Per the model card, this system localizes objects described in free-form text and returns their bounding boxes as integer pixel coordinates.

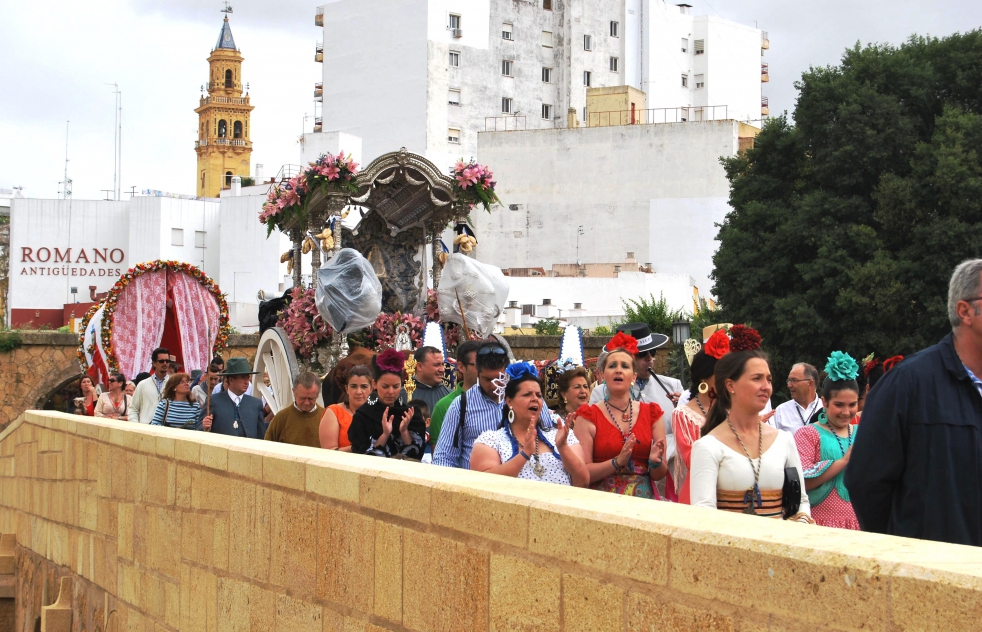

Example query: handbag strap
[161,400,170,426]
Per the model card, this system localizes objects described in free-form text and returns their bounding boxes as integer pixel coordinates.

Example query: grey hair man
[263,371,324,448]
[846,259,982,546]
[772,362,823,433]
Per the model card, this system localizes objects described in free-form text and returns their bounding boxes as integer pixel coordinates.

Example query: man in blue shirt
[433,341,553,469]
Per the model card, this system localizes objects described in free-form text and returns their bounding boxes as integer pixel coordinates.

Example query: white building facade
[314,0,766,171]
[475,119,755,298]
[8,193,283,332]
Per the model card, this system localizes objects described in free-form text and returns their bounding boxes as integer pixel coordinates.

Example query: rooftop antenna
[106,82,121,200]
[58,120,72,199]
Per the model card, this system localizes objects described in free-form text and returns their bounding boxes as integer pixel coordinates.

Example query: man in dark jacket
[197,358,268,439]
[846,259,982,546]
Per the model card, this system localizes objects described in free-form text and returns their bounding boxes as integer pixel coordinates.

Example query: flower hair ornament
[606,331,639,356]
[505,361,539,381]
[728,324,762,352]
[861,353,879,379]
[883,355,904,372]
[554,358,578,374]
[491,373,510,404]
[825,351,860,382]
[704,328,731,360]
[376,348,406,374]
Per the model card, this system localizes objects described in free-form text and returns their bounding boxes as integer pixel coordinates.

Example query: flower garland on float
[259,152,360,236]
[452,159,501,212]
[76,261,232,374]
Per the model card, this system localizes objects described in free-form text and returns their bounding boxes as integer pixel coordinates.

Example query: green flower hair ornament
[825,351,860,382]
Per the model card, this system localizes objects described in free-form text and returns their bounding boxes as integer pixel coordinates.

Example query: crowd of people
[72,259,982,548]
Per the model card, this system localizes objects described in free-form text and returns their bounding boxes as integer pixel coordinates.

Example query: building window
[610,21,619,37]
[542,103,553,120]
[218,119,227,138]
[542,31,553,48]
[583,71,592,87]
[224,69,233,88]
[695,74,705,89]
[543,0,552,9]
[681,74,688,88]
[448,128,461,144]
[448,89,461,105]
[681,38,688,53]
[225,171,233,187]
[609,57,619,72]
[502,97,513,114]
[582,107,587,122]
[233,121,243,138]
[502,59,514,77]
[448,14,460,30]
[449,50,460,66]
[584,34,592,51]
[502,23,513,40]
[195,231,206,248]
[171,229,184,247]
[694,39,705,55]
[542,67,552,83]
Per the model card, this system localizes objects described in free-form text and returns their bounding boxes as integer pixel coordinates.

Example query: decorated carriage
[78,261,231,385]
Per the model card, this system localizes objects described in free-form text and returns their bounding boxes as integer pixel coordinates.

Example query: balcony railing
[587,105,729,127]
[315,6,324,26]
[761,97,769,116]
[200,95,250,106]
[485,116,527,132]
[761,31,770,49]
[314,82,323,100]
[761,63,769,82]
[313,116,323,132]
[315,42,323,63]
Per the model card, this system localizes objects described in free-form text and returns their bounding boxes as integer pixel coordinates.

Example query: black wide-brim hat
[603,322,670,353]
[220,357,259,376]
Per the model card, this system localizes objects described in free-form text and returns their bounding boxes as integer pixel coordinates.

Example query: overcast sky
[1,0,978,200]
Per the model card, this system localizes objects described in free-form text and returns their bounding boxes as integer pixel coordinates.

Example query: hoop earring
[603,384,610,402]
[818,411,827,425]
[508,408,515,423]
[698,381,709,394]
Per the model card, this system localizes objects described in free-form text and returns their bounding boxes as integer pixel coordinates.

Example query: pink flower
[324,165,341,181]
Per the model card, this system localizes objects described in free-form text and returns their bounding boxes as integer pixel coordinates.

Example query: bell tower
[194,5,254,197]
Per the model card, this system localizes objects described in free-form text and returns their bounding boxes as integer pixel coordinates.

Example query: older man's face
[293,383,321,412]
[787,365,814,400]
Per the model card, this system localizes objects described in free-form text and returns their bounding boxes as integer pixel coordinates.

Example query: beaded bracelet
[518,450,531,461]
[648,460,663,470]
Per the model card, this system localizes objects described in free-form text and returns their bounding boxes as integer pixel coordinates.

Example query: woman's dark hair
[702,350,769,437]
[688,351,718,399]
[161,373,192,402]
[822,377,860,401]
[132,372,151,386]
[339,365,373,405]
[110,373,127,386]
[500,373,542,427]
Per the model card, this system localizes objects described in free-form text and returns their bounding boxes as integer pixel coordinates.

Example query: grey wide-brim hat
[219,357,259,376]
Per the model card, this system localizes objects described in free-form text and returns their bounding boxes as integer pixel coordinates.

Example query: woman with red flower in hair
[672,328,730,504]
[572,332,669,498]
[347,349,427,459]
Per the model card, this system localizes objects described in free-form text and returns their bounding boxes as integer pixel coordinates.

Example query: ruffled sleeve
[574,403,603,424]
[794,425,833,479]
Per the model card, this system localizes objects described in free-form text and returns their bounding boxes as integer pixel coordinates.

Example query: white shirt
[213,382,254,396]
[128,373,169,424]
[689,431,810,515]
[227,391,244,406]
[772,396,823,433]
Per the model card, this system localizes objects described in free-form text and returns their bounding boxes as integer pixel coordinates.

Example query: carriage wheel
[252,327,325,414]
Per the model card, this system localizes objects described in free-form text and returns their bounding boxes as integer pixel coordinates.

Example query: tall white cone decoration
[558,325,585,366]
[422,321,448,360]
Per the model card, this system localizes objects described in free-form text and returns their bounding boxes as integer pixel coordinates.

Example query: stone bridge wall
[1,410,981,631]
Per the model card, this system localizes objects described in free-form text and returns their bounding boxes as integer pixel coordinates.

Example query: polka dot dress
[474,427,578,486]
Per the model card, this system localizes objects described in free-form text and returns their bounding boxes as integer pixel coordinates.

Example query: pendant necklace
[727,418,763,515]
[532,432,545,478]
[603,400,634,437]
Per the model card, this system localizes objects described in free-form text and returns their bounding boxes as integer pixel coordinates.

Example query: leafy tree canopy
[714,31,982,384]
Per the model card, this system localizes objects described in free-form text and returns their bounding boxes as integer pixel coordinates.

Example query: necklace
[726,417,763,515]
[694,396,708,416]
[603,400,634,436]
[832,422,853,456]
[605,398,629,414]
[532,432,545,478]
[110,394,126,414]
[795,399,818,425]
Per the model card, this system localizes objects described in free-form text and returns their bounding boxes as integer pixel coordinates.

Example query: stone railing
[2,410,981,631]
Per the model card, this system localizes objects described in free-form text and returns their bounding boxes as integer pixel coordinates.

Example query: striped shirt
[965,364,982,398]
[433,383,554,469]
[150,399,201,430]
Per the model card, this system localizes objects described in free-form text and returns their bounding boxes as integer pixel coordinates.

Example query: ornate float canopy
[307,148,465,234]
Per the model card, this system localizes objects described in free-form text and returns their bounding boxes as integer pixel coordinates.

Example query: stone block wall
[3,410,982,631]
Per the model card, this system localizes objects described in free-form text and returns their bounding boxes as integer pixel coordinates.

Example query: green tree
[621,293,685,337]
[534,318,562,336]
[714,31,982,385]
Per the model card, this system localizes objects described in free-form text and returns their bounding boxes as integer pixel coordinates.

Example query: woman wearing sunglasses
[94,373,132,420]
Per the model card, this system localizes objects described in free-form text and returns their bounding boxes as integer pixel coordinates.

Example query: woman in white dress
[690,350,812,522]
[470,363,590,487]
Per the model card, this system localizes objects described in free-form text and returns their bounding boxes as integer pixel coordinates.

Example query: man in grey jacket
[197,357,267,439]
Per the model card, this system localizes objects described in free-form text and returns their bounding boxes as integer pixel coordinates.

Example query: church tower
[194,10,254,197]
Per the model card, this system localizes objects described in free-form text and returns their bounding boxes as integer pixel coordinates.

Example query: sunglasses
[477,347,507,357]
[635,351,653,359]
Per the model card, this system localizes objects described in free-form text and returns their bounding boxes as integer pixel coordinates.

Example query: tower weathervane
[221,1,233,15]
